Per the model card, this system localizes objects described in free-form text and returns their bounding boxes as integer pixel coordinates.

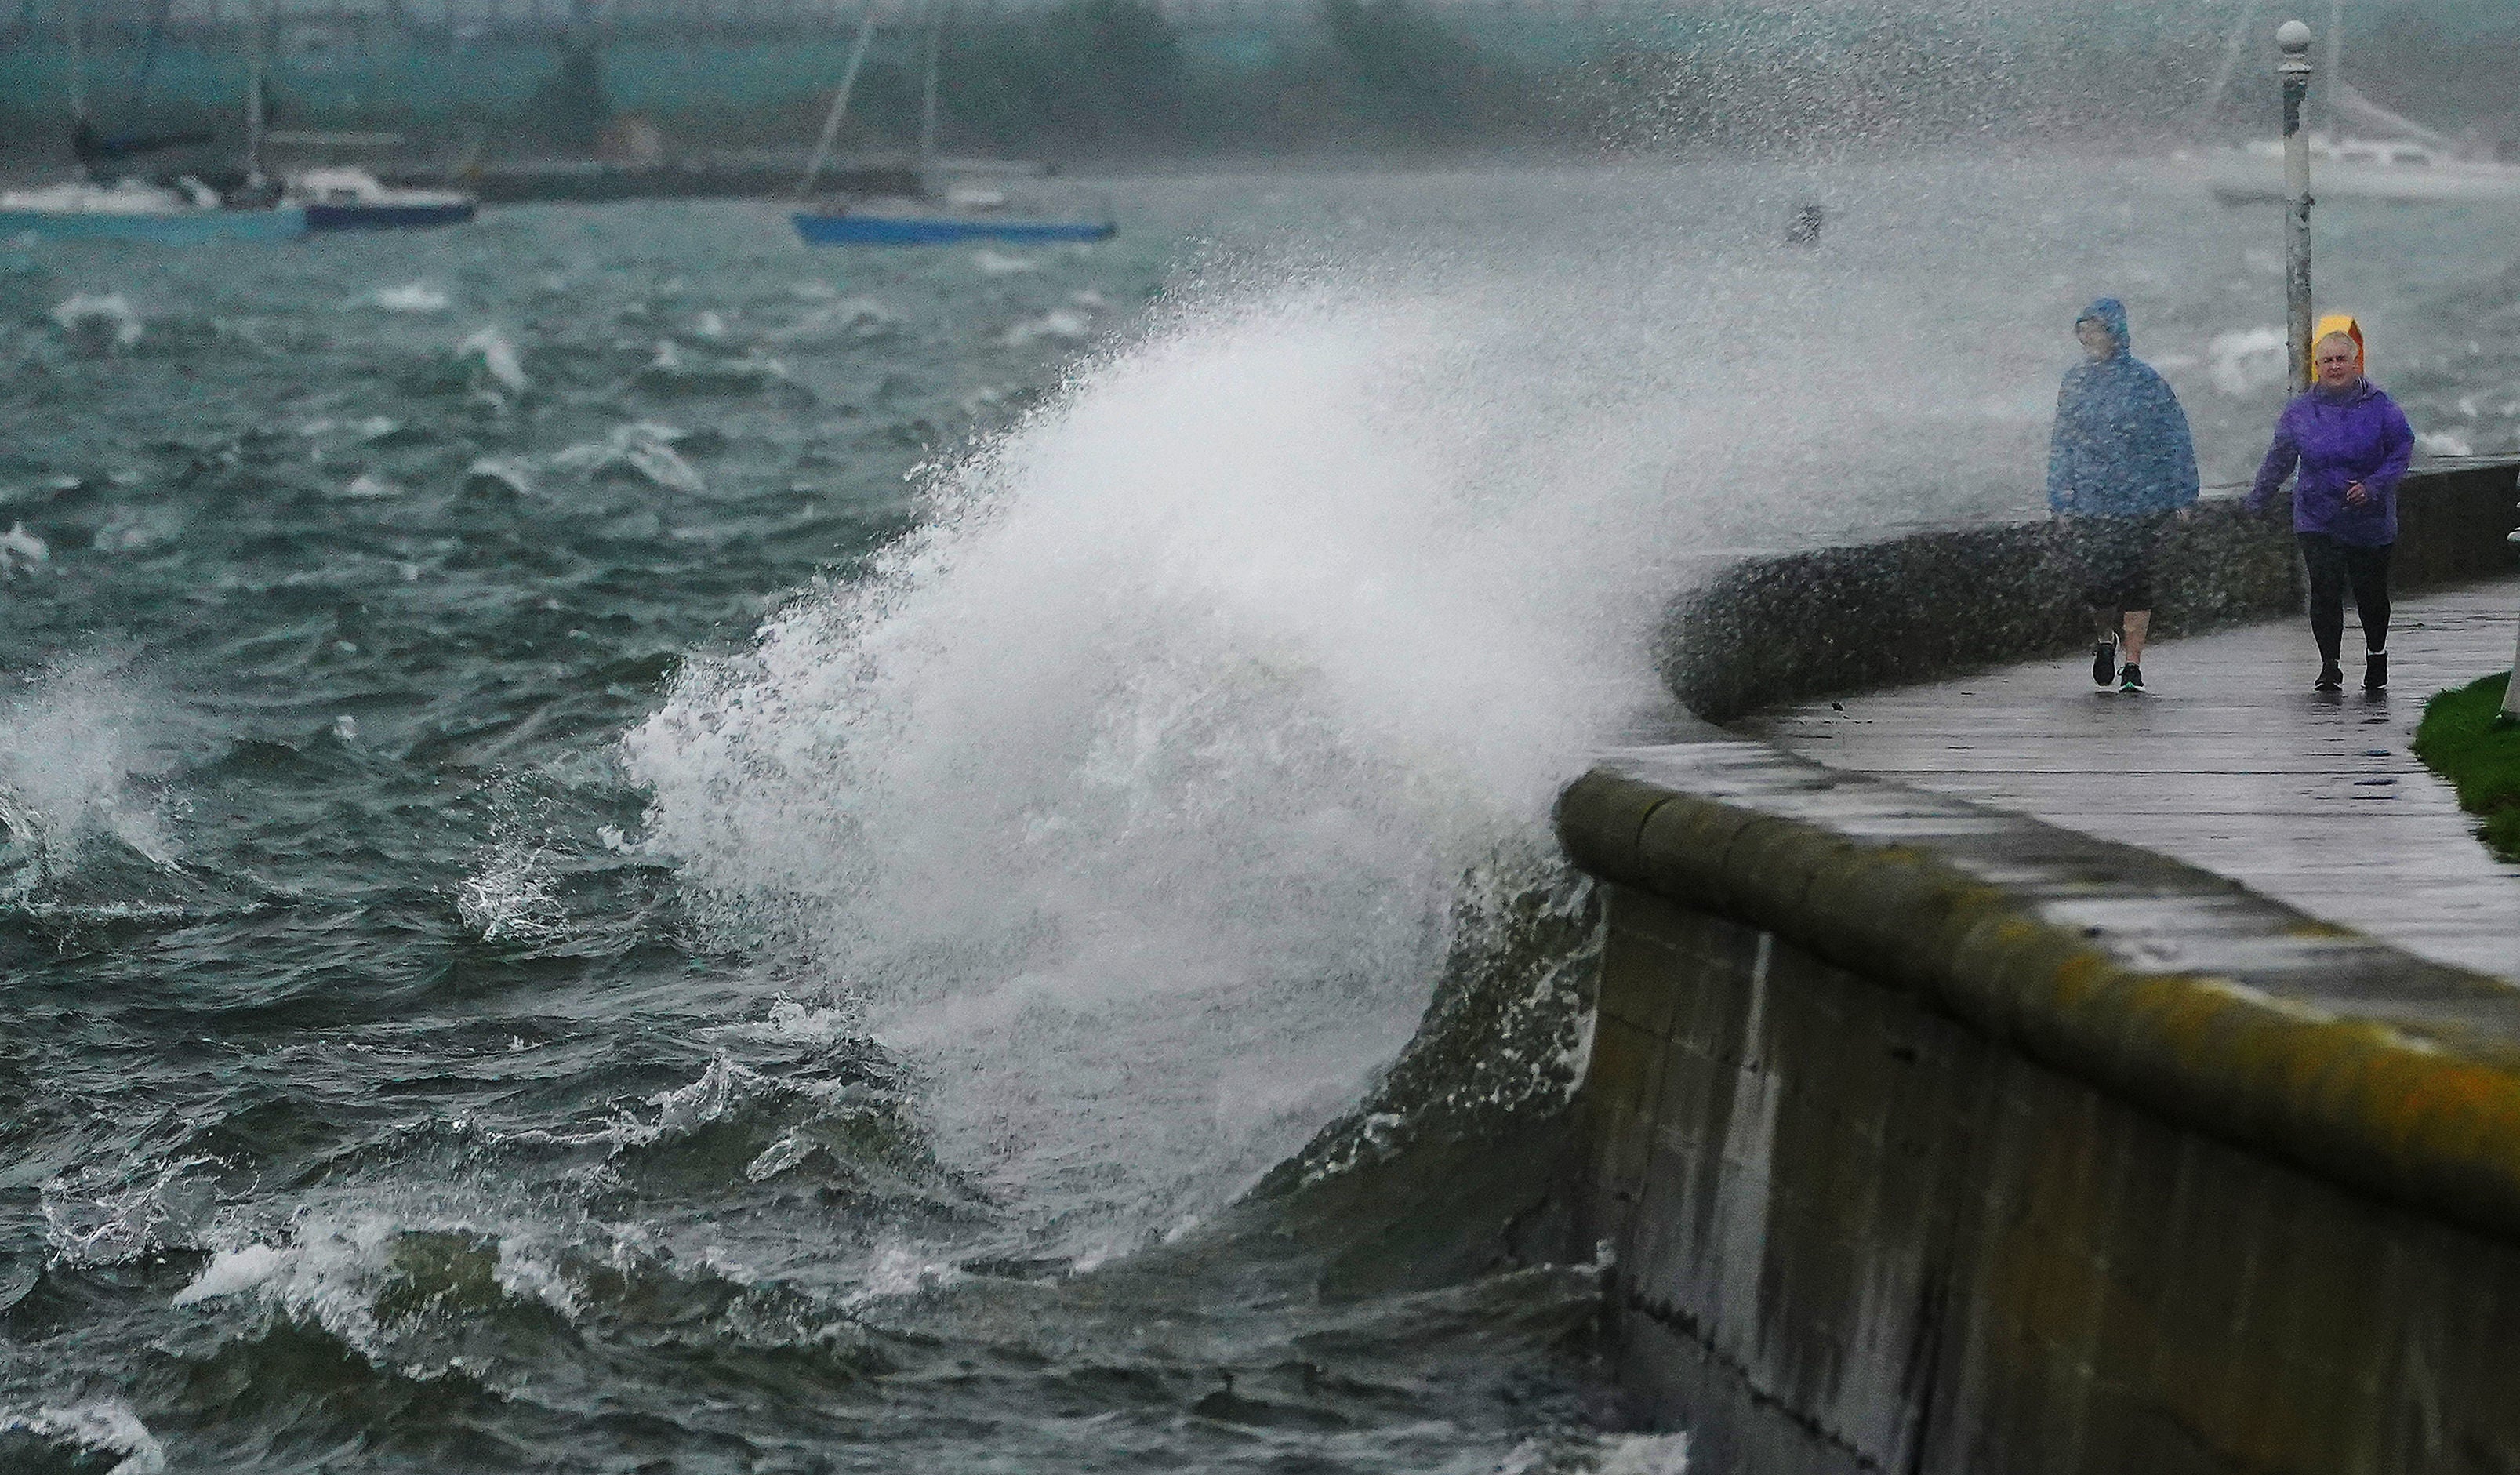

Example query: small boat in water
[4,0,305,243]
[286,165,477,231]
[0,178,307,244]
[786,2,1114,248]
[794,188,1114,246]
[2201,134,2520,206]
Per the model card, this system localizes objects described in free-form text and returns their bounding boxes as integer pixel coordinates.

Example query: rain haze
[2,0,2518,1470]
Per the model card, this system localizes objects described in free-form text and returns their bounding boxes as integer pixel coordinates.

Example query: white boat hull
[2199,147,2520,205]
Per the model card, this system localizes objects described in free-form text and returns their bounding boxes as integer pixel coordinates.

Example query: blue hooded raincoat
[2046,299,2201,519]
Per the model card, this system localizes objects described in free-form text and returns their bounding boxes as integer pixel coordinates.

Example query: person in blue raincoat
[2047,297,2200,693]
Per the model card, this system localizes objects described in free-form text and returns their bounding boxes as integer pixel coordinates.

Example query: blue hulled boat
[793,209,1113,246]
[289,167,477,232]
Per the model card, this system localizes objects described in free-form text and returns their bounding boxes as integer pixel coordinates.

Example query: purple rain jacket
[2245,380,2416,547]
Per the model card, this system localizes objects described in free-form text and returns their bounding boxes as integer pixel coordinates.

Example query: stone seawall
[1662,460,2520,721]
[1555,747,2520,1474]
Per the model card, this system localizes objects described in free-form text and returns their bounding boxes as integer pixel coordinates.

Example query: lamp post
[2279,20,2315,394]
[2502,527,2520,728]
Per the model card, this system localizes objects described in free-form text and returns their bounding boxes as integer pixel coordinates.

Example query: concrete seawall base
[1586,886,2520,1474]
[1560,739,2520,1474]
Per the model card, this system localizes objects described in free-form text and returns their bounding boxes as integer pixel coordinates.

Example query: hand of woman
[2344,480,2371,507]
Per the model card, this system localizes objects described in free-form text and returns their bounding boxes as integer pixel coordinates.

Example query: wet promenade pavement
[1741,576,2520,985]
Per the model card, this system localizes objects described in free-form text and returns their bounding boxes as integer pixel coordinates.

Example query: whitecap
[51,292,142,349]
[0,521,49,579]
[2418,430,2474,457]
[784,295,902,343]
[464,456,538,497]
[551,425,706,496]
[172,1241,292,1305]
[339,472,395,500]
[971,249,1038,277]
[0,1401,167,1475]
[999,308,1094,348]
[456,326,528,392]
[370,282,451,314]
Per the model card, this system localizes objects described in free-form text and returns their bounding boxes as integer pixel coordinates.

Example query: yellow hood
[2309,313,2365,380]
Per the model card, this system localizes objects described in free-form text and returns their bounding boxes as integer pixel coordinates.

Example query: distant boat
[2,0,304,244]
[0,179,306,243]
[786,2,1114,248]
[2191,2,2520,206]
[2200,132,2520,207]
[795,190,1114,245]
[285,165,477,231]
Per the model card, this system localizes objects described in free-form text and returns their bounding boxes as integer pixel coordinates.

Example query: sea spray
[0,662,180,889]
[626,283,1683,1255]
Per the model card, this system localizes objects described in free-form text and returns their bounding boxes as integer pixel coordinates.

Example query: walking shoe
[2092,641,2117,688]
[2119,663,2144,693]
[2315,662,2344,692]
[2365,651,2387,692]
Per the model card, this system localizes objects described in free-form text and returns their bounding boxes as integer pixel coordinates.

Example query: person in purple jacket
[2246,317,2416,692]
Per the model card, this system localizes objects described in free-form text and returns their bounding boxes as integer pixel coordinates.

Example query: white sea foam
[972,249,1039,277]
[0,1401,167,1475]
[52,292,143,350]
[457,326,528,392]
[371,282,452,314]
[782,295,902,343]
[2209,325,2289,396]
[456,841,567,943]
[173,1241,291,1304]
[0,521,48,579]
[1000,308,1095,347]
[552,424,707,496]
[464,456,538,497]
[40,1156,213,1265]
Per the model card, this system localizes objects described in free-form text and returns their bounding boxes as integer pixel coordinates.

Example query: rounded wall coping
[1558,762,2520,1244]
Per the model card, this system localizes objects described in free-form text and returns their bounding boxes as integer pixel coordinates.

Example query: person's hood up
[2308,312,2366,380]
[2076,297,2131,358]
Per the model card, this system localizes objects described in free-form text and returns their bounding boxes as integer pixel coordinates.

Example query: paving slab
[1740,576,2520,983]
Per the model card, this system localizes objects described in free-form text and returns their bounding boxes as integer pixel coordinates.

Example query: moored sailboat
[788,2,1115,248]
[0,0,306,244]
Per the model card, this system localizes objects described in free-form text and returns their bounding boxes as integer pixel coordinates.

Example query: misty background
[3,0,2517,169]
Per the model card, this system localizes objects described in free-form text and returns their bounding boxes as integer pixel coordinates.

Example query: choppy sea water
[2,155,2517,1474]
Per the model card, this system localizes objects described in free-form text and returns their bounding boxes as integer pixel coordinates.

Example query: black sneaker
[2119,663,2144,692]
[2315,662,2344,692]
[2364,652,2387,692]
[2093,641,2117,688]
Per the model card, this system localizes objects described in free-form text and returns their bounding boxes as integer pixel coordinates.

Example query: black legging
[2297,533,2392,664]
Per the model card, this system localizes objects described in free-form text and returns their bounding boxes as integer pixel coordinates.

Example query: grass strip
[2413,671,2520,863]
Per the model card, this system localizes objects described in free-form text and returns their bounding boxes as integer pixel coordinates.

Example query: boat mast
[2320,0,2343,138]
[794,0,881,201]
[2197,0,2260,129]
[245,0,268,186]
[917,0,941,180]
[62,0,87,123]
